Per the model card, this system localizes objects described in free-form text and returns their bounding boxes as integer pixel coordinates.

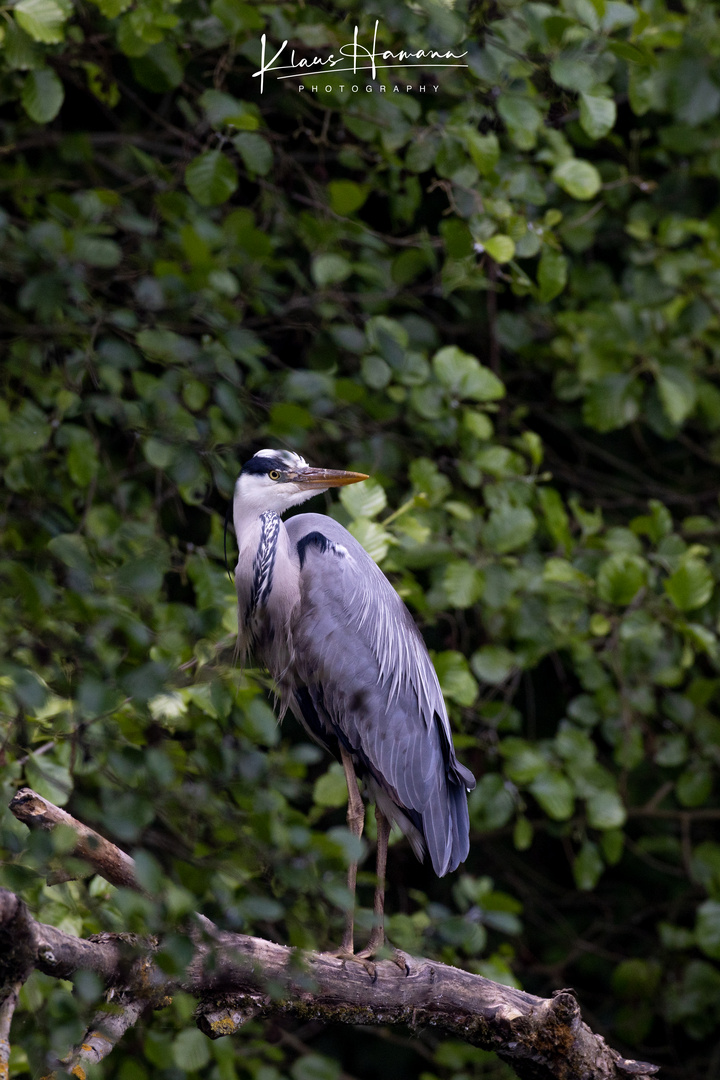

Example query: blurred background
[2,0,720,1076]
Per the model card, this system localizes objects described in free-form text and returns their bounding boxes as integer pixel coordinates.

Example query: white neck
[232,475,326,542]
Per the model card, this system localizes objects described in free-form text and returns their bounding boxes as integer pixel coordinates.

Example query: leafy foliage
[2,0,720,1077]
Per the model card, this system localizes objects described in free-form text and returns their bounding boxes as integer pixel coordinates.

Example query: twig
[45,996,154,1080]
[9,788,140,891]
[0,988,17,1080]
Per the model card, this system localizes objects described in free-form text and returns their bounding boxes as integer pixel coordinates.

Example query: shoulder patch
[297,530,349,569]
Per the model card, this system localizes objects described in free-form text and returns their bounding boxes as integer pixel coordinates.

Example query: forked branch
[2,789,659,1080]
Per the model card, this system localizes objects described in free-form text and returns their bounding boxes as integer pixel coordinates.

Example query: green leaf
[210,0,263,34]
[612,958,662,999]
[311,254,352,287]
[348,519,391,562]
[434,651,478,707]
[4,19,43,69]
[665,558,713,612]
[537,248,568,302]
[67,437,99,488]
[471,645,516,684]
[601,829,624,865]
[676,764,712,808]
[470,774,515,830]
[552,158,602,200]
[14,0,66,43]
[405,132,440,172]
[465,130,499,175]
[201,89,258,128]
[116,557,164,597]
[233,132,272,176]
[601,1,638,31]
[586,790,626,830]
[530,771,575,820]
[136,329,198,364]
[484,505,536,554]
[82,62,120,107]
[484,234,515,264]
[88,0,132,16]
[609,39,655,65]
[391,249,429,286]
[328,180,368,215]
[433,346,505,401]
[361,355,391,389]
[657,366,697,425]
[538,487,572,553]
[551,57,597,92]
[573,839,603,890]
[696,901,720,961]
[130,43,184,92]
[313,762,349,808]
[596,553,648,605]
[291,1053,341,1080]
[25,755,72,806]
[655,734,688,767]
[47,533,91,572]
[503,742,547,784]
[497,95,543,149]
[691,842,720,893]
[514,816,533,850]
[339,478,387,520]
[444,561,484,609]
[185,150,238,207]
[579,92,617,139]
[583,374,640,432]
[72,236,122,267]
[21,67,64,123]
[171,1029,211,1072]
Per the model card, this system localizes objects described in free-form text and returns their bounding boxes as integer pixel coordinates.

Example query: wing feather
[285,513,475,876]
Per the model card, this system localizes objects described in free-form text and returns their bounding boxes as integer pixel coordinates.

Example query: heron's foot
[328,948,377,978]
[355,941,409,974]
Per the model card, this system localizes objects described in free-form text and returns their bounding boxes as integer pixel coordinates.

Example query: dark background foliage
[2,0,720,1076]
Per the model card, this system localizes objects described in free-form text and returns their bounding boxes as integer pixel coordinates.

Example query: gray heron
[231,448,475,956]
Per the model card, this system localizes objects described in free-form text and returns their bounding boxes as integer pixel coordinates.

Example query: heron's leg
[361,805,390,955]
[339,745,364,955]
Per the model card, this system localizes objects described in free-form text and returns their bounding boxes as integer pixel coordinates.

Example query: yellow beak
[287,467,369,488]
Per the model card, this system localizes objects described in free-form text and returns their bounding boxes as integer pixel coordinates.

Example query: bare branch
[0,885,658,1080]
[9,788,140,891]
[0,988,20,1080]
[6,792,660,1080]
[45,996,153,1080]
[0,892,38,1080]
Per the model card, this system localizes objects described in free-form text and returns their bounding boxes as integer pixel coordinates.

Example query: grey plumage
[284,513,474,875]
[232,448,475,951]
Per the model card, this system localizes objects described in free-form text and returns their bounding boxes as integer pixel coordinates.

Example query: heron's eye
[269,470,281,480]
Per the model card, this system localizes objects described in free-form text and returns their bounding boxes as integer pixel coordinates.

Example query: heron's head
[234,449,368,518]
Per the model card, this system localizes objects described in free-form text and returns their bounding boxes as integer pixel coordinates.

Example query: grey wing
[285,513,475,876]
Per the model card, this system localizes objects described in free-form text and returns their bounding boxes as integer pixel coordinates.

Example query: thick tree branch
[0,889,37,1080]
[5,791,660,1080]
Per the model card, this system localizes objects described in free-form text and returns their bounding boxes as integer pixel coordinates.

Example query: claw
[354,944,407,976]
[326,949,376,979]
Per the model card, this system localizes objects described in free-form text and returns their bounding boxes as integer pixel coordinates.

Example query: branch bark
[9,788,140,890]
[4,790,660,1080]
[0,890,37,1080]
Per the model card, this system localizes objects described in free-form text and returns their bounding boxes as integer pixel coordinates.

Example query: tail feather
[422,772,472,877]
